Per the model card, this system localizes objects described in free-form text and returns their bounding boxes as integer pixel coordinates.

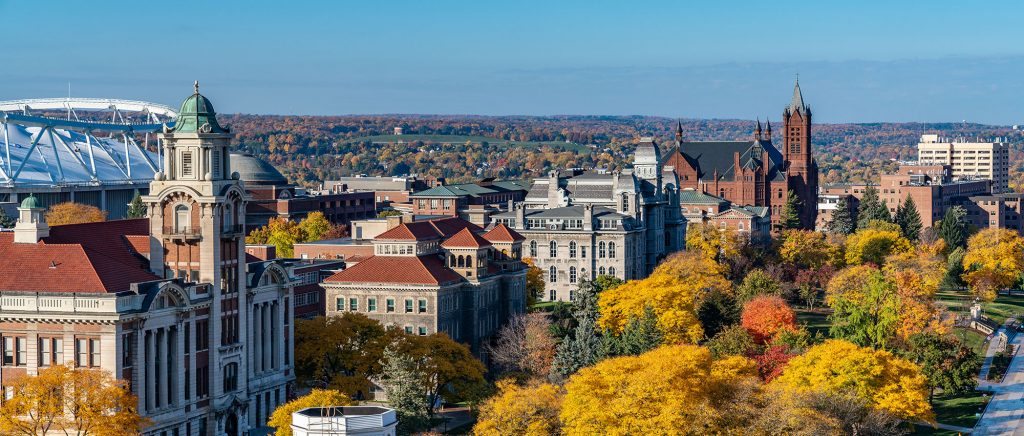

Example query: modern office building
[917,134,1010,193]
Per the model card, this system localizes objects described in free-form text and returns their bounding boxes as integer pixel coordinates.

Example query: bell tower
[781,78,818,229]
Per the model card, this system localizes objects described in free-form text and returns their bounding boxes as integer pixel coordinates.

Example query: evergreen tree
[780,190,803,229]
[826,196,856,235]
[894,194,923,241]
[551,279,605,380]
[939,206,968,250]
[856,186,890,229]
[126,191,147,219]
[0,207,14,229]
[603,306,662,357]
[380,346,430,435]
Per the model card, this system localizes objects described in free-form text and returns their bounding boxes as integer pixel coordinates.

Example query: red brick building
[662,81,818,230]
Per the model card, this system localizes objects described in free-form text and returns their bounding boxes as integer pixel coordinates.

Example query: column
[166,326,176,407]
[263,303,271,371]
[155,328,164,409]
[135,328,146,413]
[145,330,155,412]
[253,304,262,374]
[271,301,278,370]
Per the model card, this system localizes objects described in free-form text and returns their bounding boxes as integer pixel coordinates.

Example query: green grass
[346,134,589,152]
[953,328,989,358]
[935,289,1024,325]
[930,390,990,429]
[794,307,832,337]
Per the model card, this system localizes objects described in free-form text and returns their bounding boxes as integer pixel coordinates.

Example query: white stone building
[917,134,1011,193]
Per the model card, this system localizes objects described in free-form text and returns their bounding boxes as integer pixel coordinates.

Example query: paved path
[981,328,1012,381]
[432,406,474,434]
[974,326,1024,435]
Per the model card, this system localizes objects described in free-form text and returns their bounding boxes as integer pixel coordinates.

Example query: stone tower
[781,79,818,228]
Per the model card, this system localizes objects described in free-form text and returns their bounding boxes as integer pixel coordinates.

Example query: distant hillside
[218,114,1024,190]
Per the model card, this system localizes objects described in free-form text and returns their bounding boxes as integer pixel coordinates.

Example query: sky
[2,0,1024,124]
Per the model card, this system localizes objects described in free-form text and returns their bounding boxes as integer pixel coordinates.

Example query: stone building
[490,137,685,301]
[0,86,294,436]
[678,189,771,243]
[663,80,819,230]
[321,217,526,360]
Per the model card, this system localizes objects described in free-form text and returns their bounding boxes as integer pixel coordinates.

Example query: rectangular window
[182,151,194,177]
[418,299,427,313]
[195,319,209,351]
[418,327,427,336]
[349,297,358,311]
[386,299,395,313]
[405,299,414,313]
[89,339,100,367]
[404,326,413,334]
[75,338,89,367]
[38,337,52,367]
[336,297,345,311]
[368,298,377,312]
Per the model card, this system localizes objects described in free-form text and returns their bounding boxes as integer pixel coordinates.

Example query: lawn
[935,289,1024,325]
[930,390,990,429]
[793,307,832,337]
[346,134,589,152]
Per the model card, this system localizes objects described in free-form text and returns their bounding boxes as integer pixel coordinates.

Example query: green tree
[827,269,899,349]
[389,333,487,420]
[706,324,757,358]
[377,210,404,218]
[0,207,14,229]
[380,346,430,435]
[735,269,783,303]
[894,194,923,242]
[551,279,605,379]
[780,190,803,229]
[697,287,740,339]
[856,186,891,229]
[299,211,333,242]
[942,246,967,289]
[939,206,968,250]
[907,333,981,403]
[826,196,856,235]
[603,306,662,357]
[294,314,394,398]
[126,191,147,219]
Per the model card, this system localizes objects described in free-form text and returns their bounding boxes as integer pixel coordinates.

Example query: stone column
[271,301,279,370]
[145,330,155,412]
[254,304,262,374]
[263,303,272,371]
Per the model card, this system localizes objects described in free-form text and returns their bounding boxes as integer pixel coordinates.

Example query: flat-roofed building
[917,134,1010,193]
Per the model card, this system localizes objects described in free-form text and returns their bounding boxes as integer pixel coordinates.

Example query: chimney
[547,171,560,208]
[515,204,526,229]
[584,203,594,231]
[13,196,48,244]
[245,244,277,261]
[385,214,403,229]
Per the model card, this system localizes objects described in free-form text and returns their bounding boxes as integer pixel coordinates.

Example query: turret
[754,119,763,141]
[13,195,48,244]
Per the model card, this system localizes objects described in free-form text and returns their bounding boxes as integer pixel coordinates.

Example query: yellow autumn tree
[962,228,1024,301]
[560,344,758,435]
[844,222,912,265]
[685,221,742,267]
[45,202,107,226]
[298,211,333,242]
[883,247,951,339]
[0,365,148,436]
[772,340,934,422]
[246,217,304,258]
[778,229,842,269]
[598,252,730,343]
[473,380,563,436]
[268,389,352,436]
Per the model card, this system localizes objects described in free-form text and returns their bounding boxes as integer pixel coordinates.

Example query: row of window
[2,336,100,368]
[548,266,616,284]
[528,240,617,258]
[336,296,429,313]
[403,326,430,336]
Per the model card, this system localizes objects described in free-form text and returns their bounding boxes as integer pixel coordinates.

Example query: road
[975,326,1024,435]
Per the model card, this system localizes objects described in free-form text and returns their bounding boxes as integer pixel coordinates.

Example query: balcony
[162,226,202,241]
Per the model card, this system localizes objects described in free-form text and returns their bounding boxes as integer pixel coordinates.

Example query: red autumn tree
[740,295,797,344]
[754,345,797,382]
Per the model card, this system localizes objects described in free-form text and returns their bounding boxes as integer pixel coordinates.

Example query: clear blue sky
[2,0,1023,123]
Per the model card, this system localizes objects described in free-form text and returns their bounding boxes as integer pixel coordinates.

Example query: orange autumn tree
[45,202,107,226]
[741,296,797,344]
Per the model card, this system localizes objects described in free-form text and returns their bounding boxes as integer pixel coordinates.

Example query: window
[404,326,414,334]
[75,338,99,368]
[581,244,586,258]
[368,298,377,312]
[174,204,190,233]
[569,266,577,283]
[195,319,210,351]
[419,299,428,313]
[336,297,345,311]
[549,241,557,258]
[622,194,629,212]
[549,266,557,283]
[549,290,556,301]
[599,266,606,275]
[418,327,427,336]
[38,337,63,367]
[599,241,606,258]
[212,150,222,179]
[387,299,395,313]
[2,336,26,366]
[608,242,616,259]
[223,363,238,392]
[349,297,358,311]
[569,241,577,258]
[529,240,537,257]
[405,299,414,313]
[181,151,194,177]
[608,267,616,277]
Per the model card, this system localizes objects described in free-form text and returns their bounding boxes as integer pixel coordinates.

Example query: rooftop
[324,255,463,285]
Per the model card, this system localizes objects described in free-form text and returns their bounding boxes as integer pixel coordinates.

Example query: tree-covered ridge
[217,114,1024,189]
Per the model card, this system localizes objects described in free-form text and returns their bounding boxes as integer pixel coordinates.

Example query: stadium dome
[229,152,288,186]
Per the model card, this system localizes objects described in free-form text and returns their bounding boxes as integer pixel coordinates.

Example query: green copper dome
[172,81,229,134]
[20,195,40,209]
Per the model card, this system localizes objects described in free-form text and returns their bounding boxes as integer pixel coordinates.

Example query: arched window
[608,242,616,259]
[529,240,537,257]
[581,268,587,280]
[738,222,745,231]
[608,267,616,277]
[599,266,606,275]
[549,266,557,283]
[466,256,472,268]
[174,204,189,232]
[569,266,577,283]
[621,194,629,212]
[223,203,233,230]
[549,241,557,258]
[569,241,577,258]
[549,289,556,301]
[457,256,465,267]
[449,254,456,266]
[598,241,606,258]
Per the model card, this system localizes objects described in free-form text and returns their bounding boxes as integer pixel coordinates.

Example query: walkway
[974,324,1024,435]
[432,406,474,434]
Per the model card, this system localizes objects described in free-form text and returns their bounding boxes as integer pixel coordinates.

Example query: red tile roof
[483,224,526,242]
[441,228,492,248]
[0,219,158,294]
[375,217,483,242]
[324,255,463,285]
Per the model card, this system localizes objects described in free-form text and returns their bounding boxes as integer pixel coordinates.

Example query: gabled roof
[374,217,483,242]
[483,224,525,243]
[678,189,729,205]
[0,219,158,294]
[324,255,463,285]
[663,139,786,183]
[441,228,492,248]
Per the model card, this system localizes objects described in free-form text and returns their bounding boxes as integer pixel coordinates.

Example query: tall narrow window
[174,204,189,233]
[181,151,194,177]
[212,150,222,179]
[609,267,616,277]
[569,266,577,283]
[549,241,557,258]
[529,241,537,257]
[621,194,629,212]
[549,266,557,283]
[599,241,606,258]
[608,242,616,259]
[569,241,577,258]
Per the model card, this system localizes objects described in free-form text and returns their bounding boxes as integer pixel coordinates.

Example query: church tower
[142,82,250,401]
[781,79,818,228]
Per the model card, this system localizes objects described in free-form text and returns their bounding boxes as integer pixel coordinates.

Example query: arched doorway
[225,413,238,436]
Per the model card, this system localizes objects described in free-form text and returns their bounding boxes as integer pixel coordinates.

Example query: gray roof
[327,177,413,192]
[663,139,786,183]
[678,189,728,205]
[494,205,626,220]
[633,138,661,165]
[524,171,641,203]
[230,153,288,185]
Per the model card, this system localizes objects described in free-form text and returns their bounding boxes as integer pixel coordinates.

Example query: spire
[675,120,683,141]
[194,80,200,94]
[788,77,807,114]
[754,118,762,140]
[765,120,772,140]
